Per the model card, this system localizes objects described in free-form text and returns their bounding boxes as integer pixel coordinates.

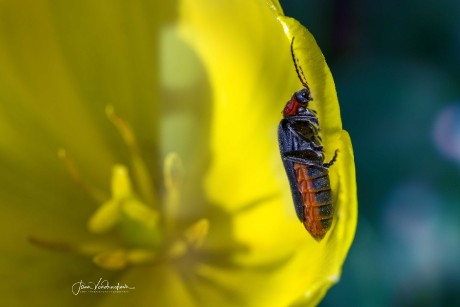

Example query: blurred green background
[281,0,460,306]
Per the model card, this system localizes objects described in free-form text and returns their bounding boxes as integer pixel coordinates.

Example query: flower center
[29,106,209,271]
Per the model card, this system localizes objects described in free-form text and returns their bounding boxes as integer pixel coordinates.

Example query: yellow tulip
[0,0,356,306]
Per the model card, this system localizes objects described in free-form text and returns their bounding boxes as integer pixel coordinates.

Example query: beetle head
[283,88,313,117]
[295,88,313,105]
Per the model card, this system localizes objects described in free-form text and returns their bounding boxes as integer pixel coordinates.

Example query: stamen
[49,108,211,271]
[28,236,115,256]
[29,234,155,271]
[163,153,184,230]
[121,199,159,229]
[28,236,74,252]
[87,200,120,234]
[168,241,187,258]
[92,248,156,270]
[164,152,184,191]
[58,149,106,203]
[167,219,209,259]
[184,218,209,249]
[88,165,160,238]
[106,105,156,207]
[126,249,156,265]
[112,164,132,200]
[93,249,128,271]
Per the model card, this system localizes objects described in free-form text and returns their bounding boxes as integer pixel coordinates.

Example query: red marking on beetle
[293,162,332,241]
[282,96,301,116]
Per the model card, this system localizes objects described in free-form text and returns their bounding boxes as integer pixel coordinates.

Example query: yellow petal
[0,1,170,305]
[179,0,357,305]
[98,266,196,307]
[179,0,293,211]
[0,0,357,306]
[0,0,167,240]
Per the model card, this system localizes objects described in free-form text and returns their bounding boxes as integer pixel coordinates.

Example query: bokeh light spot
[433,103,460,164]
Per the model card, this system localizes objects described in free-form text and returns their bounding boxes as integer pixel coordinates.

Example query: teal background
[281,1,460,306]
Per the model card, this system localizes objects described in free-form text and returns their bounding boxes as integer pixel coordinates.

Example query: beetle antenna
[290,37,309,89]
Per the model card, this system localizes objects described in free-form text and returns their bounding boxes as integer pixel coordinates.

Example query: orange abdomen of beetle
[293,163,334,241]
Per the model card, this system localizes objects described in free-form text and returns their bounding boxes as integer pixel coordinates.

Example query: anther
[184,218,209,249]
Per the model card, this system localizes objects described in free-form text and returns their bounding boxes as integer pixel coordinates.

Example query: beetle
[278,37,338,241]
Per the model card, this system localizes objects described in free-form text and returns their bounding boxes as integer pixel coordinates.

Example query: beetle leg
[323,149,339,168]
[311,144,323,151]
